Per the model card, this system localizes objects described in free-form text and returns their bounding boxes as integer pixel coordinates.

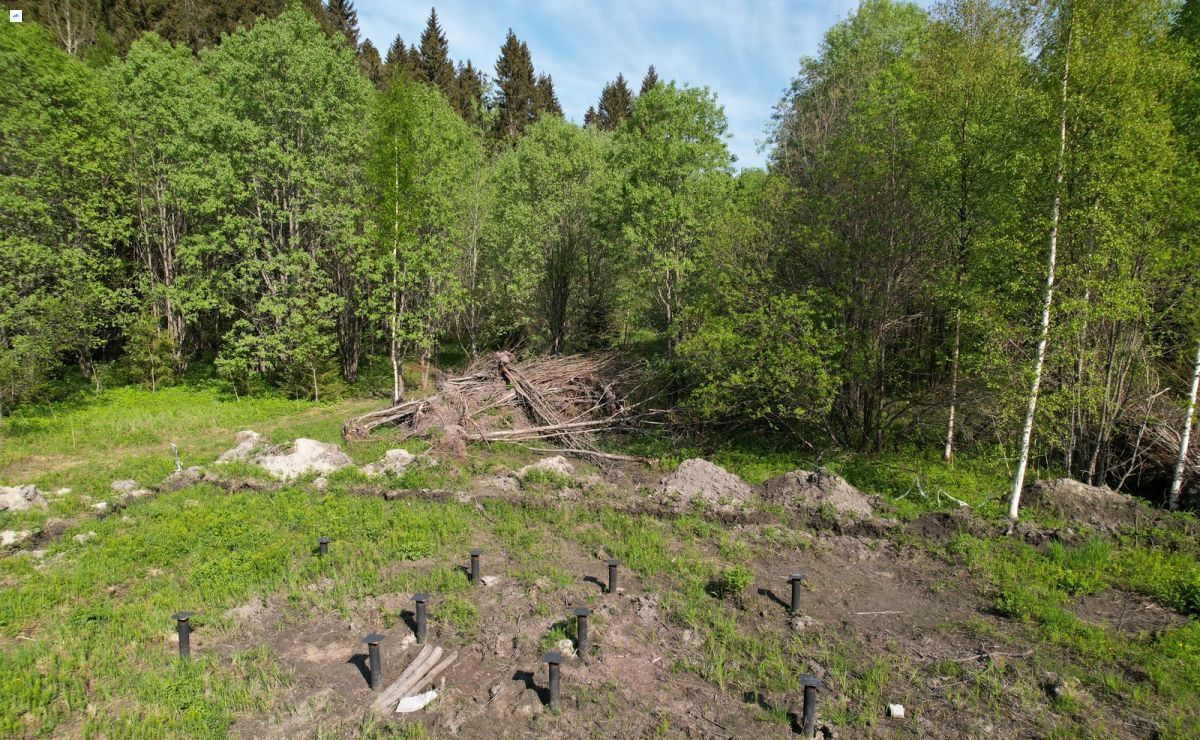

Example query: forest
[3,0,1200,516]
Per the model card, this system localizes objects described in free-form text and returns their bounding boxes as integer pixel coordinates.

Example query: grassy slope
[0,385,1197,737]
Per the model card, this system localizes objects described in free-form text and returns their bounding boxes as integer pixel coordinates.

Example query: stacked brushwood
[343,352,651,461]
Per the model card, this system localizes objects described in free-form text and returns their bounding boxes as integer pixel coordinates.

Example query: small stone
[158,467,203,493]
[73,531,97,544]
[887,703,905,719]
[682,629,698,645]
[480,575,500,587]
[53,488,71,496]
[92,501,109,512]
[312,476,328,491]
[111,480,139,493]
[489,683,503,700]
[554,638,576,657]
[791,615,817,631]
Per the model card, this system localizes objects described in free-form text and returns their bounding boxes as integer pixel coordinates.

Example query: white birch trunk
[1168,338,1200,510]
[1008,22,1071,521]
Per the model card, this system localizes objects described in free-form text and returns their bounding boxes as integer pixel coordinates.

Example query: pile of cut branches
[343,352,652,461]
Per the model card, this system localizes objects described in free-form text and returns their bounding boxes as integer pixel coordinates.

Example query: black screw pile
[470,548,482,586]
[318,537,330,557]
[607,559,619,594]
[413,593,429,644]
[542,651,563,711]
[800,673,821,738]
[363,633,385,690]
[788,573,806,615]
[574,607,590,657]
[172,611,194,660]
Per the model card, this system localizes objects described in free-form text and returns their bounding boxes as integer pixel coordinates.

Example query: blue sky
[356,1,928,169]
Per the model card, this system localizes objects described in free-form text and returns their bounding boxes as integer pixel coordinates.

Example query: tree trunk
[1169,338,1200,510]
[944,308,961,463]
[1009,20,1071,522]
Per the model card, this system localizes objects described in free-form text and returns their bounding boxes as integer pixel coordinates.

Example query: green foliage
[677,293,837,432]
[201,8,372,400]
[709,565,753,601]
[0,21,127,411]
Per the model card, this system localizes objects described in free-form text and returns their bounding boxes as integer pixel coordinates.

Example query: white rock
[254,439,352,480]
[1,530,31,547]
[312,476,328,491]
[887,703,905,719]
[216,431,266,463]
[92,501,109,512]
[0,485,47,512]
[517,456,574,478]
[396,689,437,713]
[73,531,97,544]
[362,448,416,478]
[111,480,139,493]
[481,575,500,587]
[554,637,576,657]
[53,488,71,496]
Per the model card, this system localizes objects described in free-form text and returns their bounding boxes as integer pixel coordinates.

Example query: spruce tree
[583,106,598,127]
[452,61,487,127]
[493,30,537,144]
[595,73,633,130]
[535,74,562,116]
[359,39,384,88]
[418,8,455,94]
[325,0,359,47]
[639,64,659,94]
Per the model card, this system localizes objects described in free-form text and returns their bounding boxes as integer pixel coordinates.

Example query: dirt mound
[216,431,267,463]
[761,469,874,519]
[906,510,988,542]
[659,459,752,512]
[1025,478,1152,533]
[0,485,47,512]
[361,449,416,478]
[255,439,353,481]
[517,456,575,478]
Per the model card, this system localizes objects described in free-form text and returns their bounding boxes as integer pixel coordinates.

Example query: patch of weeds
[540,619,576,653]
[518,467,573,490]
[432,595,479,640]
[717,535,751,562]
[707,565,753,601]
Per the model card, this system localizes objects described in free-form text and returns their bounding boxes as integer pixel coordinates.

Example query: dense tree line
[2,0,1199,510]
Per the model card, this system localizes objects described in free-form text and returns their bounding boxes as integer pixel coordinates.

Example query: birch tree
[368,80,477,403]
[1008,6,1072,521]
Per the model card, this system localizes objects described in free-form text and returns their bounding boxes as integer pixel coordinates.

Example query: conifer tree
[595,73,633,130]
[639,64,659,94]
[452,61,487,127]
[418,8,455,94]
[325,0,359,47]
[359,39,384,88]
[493,30,537,144]
[535,74,562,116]
[583,105,598,127]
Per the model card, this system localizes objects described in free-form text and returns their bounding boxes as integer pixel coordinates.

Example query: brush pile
[343,352,650,460]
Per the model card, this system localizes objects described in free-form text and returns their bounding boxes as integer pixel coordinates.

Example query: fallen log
[371,644,441,713]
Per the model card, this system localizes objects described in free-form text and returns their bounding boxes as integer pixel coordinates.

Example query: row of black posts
[170,540,823,735]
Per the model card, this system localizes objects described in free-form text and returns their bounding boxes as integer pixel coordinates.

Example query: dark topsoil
[201,462,1188,739]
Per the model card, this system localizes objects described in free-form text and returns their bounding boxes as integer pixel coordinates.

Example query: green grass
[3,385,1198,737]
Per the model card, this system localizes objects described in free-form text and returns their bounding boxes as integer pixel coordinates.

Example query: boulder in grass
[254,439,353,481]
[0,485,47,512]
[1,530,31,547]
